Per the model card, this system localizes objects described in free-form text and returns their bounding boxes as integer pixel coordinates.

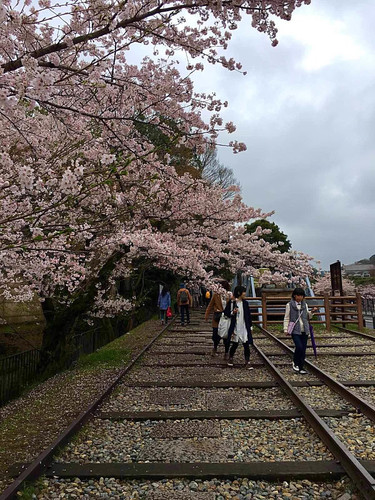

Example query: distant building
[343,263,375,278]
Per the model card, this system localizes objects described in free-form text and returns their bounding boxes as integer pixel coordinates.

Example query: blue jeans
[160,309,168,323]
[292,333,308,369]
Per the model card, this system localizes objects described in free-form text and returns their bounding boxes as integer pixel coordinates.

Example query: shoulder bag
[218,301,234,339]
[287,308,303,335]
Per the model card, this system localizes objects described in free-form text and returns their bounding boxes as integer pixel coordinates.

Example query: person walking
[224,285,254,368]
[205,280,231,358]
[157,286,171,325]
[177,283,192,326]
[283,287,318,374]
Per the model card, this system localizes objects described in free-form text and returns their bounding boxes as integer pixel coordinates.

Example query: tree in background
[197,146,240,199]
[358,285,375,300]
[356,254,375,265]
[245,219,292,253]
[313,274,356,296]
[0,0,313,366]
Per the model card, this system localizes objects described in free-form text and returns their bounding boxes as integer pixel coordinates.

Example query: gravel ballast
[101,386,294,412]
[33,476,361,499]
[2,312,374,499]
[56,417,333,463]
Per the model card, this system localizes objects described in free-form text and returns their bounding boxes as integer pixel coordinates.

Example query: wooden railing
[245,294,363,331]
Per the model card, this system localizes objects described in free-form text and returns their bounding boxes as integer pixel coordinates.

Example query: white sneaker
[299,369,307,374]
[292,363,300,372]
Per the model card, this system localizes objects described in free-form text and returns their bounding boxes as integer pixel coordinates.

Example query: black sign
[330,261,343,296]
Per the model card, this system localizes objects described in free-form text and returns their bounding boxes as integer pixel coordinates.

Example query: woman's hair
[233,285,246,298]
[292,287,305,298]
[161,286,169,296]
[218,280,230,291]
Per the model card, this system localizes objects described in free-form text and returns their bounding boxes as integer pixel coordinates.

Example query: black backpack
[180,289,189,304]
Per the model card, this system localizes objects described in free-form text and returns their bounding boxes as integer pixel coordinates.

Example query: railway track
[2,311,375,499]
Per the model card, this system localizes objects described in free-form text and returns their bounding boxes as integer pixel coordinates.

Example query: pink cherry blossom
[0,0,313,323]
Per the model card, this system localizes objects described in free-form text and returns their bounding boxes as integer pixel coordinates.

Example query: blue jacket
[158,292,171,310]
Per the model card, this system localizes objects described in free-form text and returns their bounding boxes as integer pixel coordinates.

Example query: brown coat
[177,288,193,307]
[205,292,226,327]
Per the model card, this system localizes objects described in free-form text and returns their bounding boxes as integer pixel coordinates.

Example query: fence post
[261,293,267,330]
[324,293,331,332]
[356,292,364,331]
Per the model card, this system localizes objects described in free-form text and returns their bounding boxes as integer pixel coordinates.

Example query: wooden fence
[246,293,364,331]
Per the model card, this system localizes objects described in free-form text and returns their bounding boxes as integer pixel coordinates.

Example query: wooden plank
[148,351,209,355]
[96,409,351,421]
[265,351,375,357]
[128,379,375,388]
[141,362,265,367]
[9,460,375,481]
[130,381,296,388]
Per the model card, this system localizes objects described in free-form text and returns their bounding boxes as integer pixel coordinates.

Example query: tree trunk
[39,249,126,374]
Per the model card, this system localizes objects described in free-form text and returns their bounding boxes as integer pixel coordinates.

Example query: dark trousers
[212,327,230,352]
[180,305,190,324]
[292,333,308,369]
[159,309,168,323]
[229,341,250,362]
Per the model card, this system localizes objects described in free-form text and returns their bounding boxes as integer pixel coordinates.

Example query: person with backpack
[177,283,192,326]
[157,285,171,325]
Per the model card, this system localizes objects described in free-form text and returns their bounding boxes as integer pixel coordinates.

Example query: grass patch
[76,315,159,370]
[77,347,131,369]
[17,484,38,499]
[17,478,46,499]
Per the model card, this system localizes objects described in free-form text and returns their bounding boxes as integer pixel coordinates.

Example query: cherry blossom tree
[357,285,375,300]
[0,0,313,365]
[313,274,356,296]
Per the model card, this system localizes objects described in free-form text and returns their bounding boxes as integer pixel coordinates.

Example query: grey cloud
[195,2,375,268]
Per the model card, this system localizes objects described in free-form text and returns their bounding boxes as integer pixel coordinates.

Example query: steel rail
[0,318,175,500]
[255,325,375,422]
[333,324,375,341]
[252,341,375,500]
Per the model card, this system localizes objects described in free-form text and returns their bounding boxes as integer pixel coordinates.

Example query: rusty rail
[253,338,375,499]
[255,325,375,422]
[0,318,175,500]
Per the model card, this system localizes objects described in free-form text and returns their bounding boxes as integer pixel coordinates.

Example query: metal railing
[0,349,41,405]
[0,326,123,406]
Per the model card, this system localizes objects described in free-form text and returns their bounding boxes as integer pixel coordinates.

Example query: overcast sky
[193,0,375,270]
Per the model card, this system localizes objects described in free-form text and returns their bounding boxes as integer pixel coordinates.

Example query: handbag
[213,311,222,322]
[217,302,234,339]
[287,309,303,335]
[166,306,172,318]
[218,315,231,339]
